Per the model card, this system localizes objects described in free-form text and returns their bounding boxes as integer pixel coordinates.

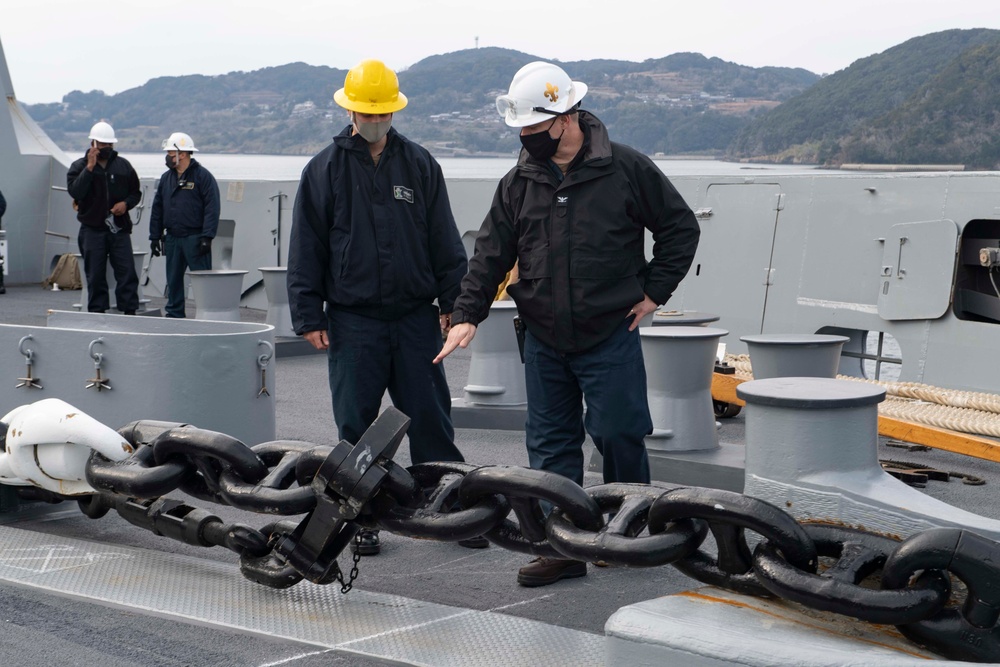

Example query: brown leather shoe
[517,557,587,587]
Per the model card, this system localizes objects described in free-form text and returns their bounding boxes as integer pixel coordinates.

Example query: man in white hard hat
[435,61,701,586]
[148,132,220,318]
[66,121,142,314]
[287,59,477,556]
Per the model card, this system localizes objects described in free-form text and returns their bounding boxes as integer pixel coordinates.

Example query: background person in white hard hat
[66,121,142,314]
[435,61,701,587]
[148,132,220,318]
[287,59,477,557]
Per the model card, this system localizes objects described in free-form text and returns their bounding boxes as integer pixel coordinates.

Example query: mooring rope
[723,354,1000,439]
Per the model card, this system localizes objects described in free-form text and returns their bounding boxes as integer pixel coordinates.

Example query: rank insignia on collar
[393,186,414,203]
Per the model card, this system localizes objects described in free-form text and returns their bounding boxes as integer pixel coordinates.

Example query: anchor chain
[1,404,998,662]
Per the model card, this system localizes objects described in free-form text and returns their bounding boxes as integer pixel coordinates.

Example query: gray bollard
[463,301,526,407]
[258,267,295,337]
[188,270,249,321]
[450,301,527,430]
[738,376,1000,539]
[589,325,745,491]
[650,309,720,327]
[641,326,727,451]
[739,333,849,379]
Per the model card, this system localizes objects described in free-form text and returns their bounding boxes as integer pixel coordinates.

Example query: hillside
[26,30,1000,168]
[728,28,1000,167]
[835,39,1000,167]
[25,48,817,157]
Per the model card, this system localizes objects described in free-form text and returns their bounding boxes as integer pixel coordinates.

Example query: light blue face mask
[353,113,392,144]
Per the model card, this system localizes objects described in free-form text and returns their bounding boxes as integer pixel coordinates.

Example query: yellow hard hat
[334,59,408,114]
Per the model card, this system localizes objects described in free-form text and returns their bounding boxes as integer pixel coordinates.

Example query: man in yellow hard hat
[287,60,477,556]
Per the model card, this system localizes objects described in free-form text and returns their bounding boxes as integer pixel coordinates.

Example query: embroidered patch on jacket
[393,186,414,203]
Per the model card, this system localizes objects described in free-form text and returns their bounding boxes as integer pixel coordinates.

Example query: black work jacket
[287,126,468,333]
[452,111,700,353]
[66,150,142,232]
[148,159,221,239]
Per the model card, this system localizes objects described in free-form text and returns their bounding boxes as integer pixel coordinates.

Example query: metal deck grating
[0,525,603,666]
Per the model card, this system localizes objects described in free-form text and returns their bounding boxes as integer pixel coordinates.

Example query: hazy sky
[3,0,999,104]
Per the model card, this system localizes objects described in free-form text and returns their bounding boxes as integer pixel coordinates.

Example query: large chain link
[7,406,999,663]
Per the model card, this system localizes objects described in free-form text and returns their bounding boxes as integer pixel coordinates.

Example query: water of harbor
[124,154,834,181]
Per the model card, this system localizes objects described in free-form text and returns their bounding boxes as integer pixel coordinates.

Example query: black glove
[150,238,163,257]
[197,237,212,256]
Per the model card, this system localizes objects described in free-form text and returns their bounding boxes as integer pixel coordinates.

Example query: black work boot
[353,529,381,556]
[517,557,587,587]
[457,535,490,549]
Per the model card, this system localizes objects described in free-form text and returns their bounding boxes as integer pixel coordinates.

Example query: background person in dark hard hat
[435,61,701,587]
[287,59,480,557]
[66,121,142,314]
[148,132,220,318]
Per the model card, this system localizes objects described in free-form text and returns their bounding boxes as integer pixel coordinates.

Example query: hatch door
[678,183,781,341]
[877,219,958,320]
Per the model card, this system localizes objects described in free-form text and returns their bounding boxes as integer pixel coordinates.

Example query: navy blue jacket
[287,126,468,333]
[148,159,220,240]
[66,150,142,232]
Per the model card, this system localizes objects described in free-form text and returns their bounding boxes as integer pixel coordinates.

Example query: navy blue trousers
[326,303,464,465]
[524,321,653,486]
[77,225,139,313]
[164,235,211,318]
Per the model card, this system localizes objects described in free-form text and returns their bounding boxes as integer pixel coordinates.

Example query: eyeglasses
[495,95,562,121]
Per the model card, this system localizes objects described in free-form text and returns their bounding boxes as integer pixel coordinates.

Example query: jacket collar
[516,110,612,174]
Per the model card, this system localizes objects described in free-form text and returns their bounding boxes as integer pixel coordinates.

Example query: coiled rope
[724,354,1000,439]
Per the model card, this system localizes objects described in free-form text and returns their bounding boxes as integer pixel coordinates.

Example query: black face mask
[97,147,113,160]
[520,118,563,161]
[165,155,176,169]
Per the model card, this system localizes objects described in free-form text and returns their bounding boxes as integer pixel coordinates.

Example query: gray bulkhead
[665,172,1000,394]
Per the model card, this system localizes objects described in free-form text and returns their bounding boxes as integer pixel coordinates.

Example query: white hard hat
[495,61,588,128]
[161,132,199,152]
[88,121,117,143]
